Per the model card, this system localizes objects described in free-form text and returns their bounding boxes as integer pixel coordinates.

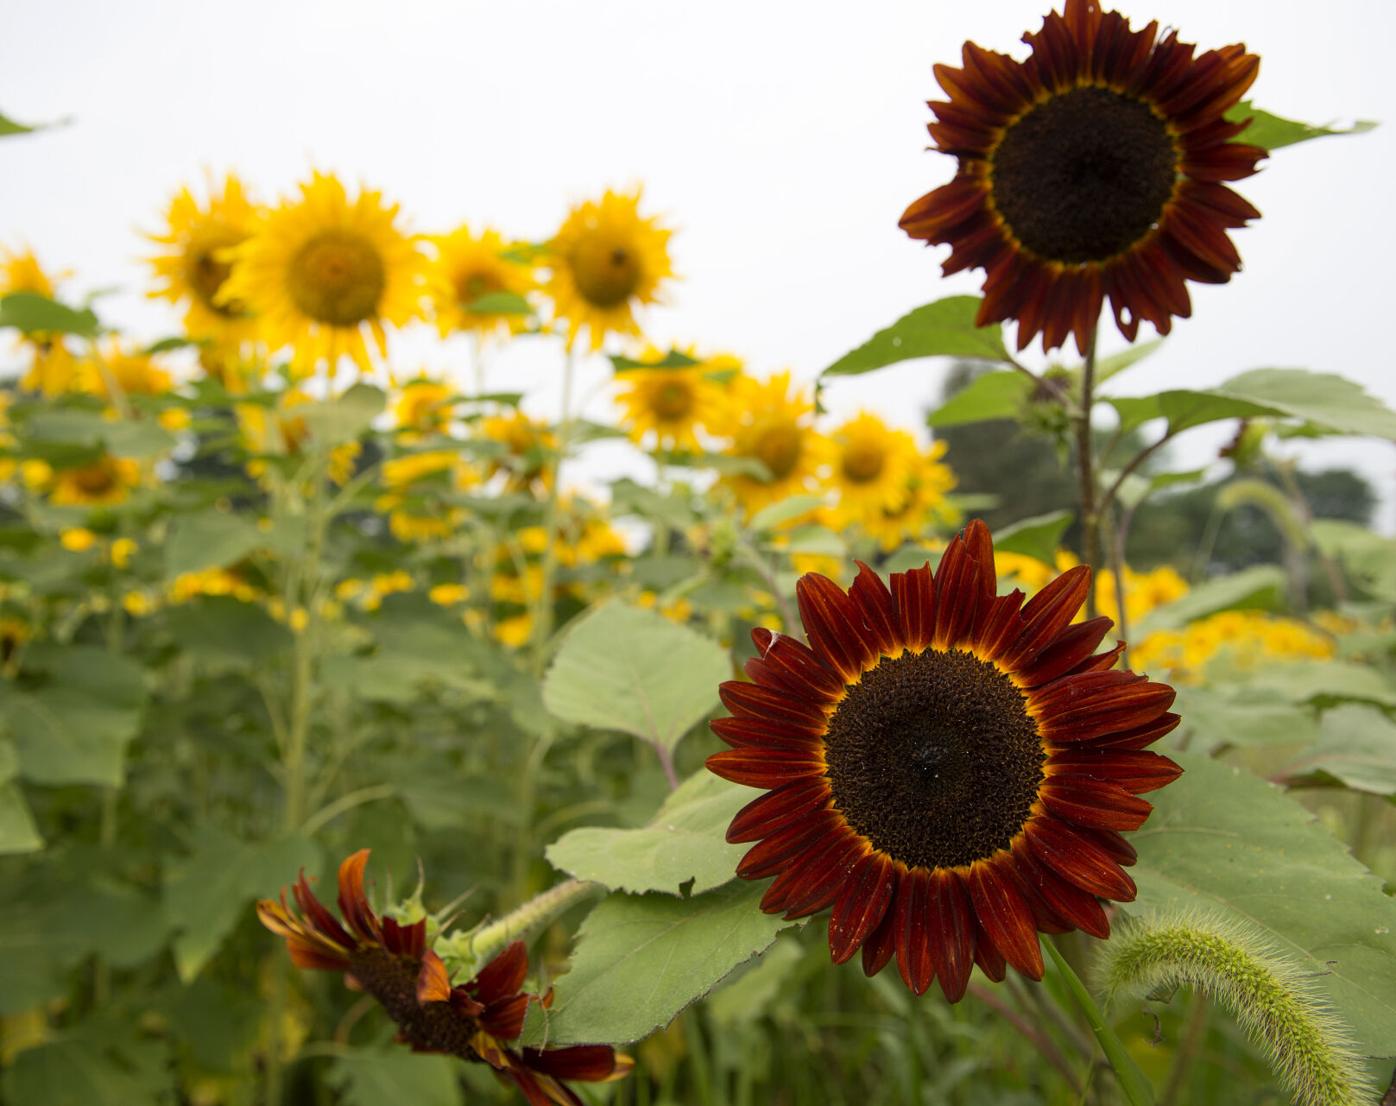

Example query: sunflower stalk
[1044,938,1157,1106]
[446,878,602,971]
[1075,323,1102,620]
[532,347,576,675]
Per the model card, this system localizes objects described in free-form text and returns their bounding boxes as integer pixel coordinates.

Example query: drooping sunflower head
[146,172,260,345]
[900,0,1264,353]
[259,851,632,1103]
[46,454,143,508]
[429,224,536,341]
[708,520,1181,999]
[219,171,426,377]
[615,348,728,452]
[546,188,674,352]
[715,371,829,517]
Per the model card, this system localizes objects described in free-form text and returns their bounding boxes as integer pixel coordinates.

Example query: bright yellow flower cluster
[995,552,1189,628]
[1132,610,1335,684]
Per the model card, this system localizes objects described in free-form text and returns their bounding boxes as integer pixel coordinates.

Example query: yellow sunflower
[375,449,476,542]
[47,454,142,507]
[824,412,920,529]
[391,376,455,439]
[546,188,674,351]
[429,225,535,341]
[219,171,425,376]
[237,390,360,485]
[615,348,728,452]
[478,410,556,494]
[146,172,260,346]
[2,246,79,397]
[715,371,828,517]
[859,439,959,551]
[81,338,174,402]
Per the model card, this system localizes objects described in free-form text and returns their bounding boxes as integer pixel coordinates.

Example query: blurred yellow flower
[146,172,260,345]
[479,410,556,494]
[376,449,476,542]
[1132,610,1334,684]
[494,612,534,649]
[824,412,918,528]
[1096,564,1190,628]
[168,567,260,604]
[81,338,174,403]
[392,377,455,439]
[427,582,470,607]
[547,188,674,352]
[237,390,360,485]
[635,589,694,624]
[2,246,80,397]
[859,442,959,552]
[429,225,535,341]
[220,171,425,376]
[615,350,727,452]
[715,371,828,517]
[47,455,142,507]
[60,527,98,552]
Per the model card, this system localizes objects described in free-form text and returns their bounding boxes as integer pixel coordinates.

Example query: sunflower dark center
[841,441,886,484]
[651,379,694,420]
[347,948,482,1060]
[72,462,118,496]
[288,229,387,326]
[822,647,1045,870]
[990,87,1178,264]
[753,420,803,480]
[569,235,641,308]
[186,226,245,315]
[456,269,502,309]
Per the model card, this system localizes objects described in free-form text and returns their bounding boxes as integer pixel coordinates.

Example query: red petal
[737,810,840,880]
[890,564,935,652]
[1026,818,1137,901]
[1041,777,1155,831]
[763,829,866,919]
[706,747,826,788]
[797,573,879,680]
[849,562,899,657]
[719,680,829,731]
[336,850,381,944]
[1015,853,1110,939]
[1003,566,1093,666]
[472,940,529,1006]
[861,898,900,978]
[1049,749,1183,794]
[522,1044,621,1083]
[417,949,453,1003]
[747,627,845,700]
[894,869,936,996]
[967,859,1044,979]
[828,851,897,964]
[927,871,975,1002]
[726,777,831,843]
[482,993,530,1041]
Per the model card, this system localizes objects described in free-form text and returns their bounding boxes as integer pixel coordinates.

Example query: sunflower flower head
[146,172,260,346]
[858,439,960,552]
[546,188,674,352]
[259,851,632,1105]
[430,225,536,341]
[479,410,557,495]
[615,348,727,452]
[2,246,80,397]
[46,453,143,508]
[900,0,1264,352]
[391,376,456,440]
[81,338,175,404]
[715,371,829,518]
[219,170,426,377]
[708,520,1182,999]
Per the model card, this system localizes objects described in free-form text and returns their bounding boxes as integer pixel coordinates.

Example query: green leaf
[4,645,147,787]
[705,934,805,1028]
[542,603,730,753]
[1238,660,1396,710]
[1109,467,1209,512]
[1207,369,1396,440]
[164,510,262,579]
[763,524,845,559]
[1310,521,1396,603]
[1284,705,1396,799]
[143,335,197,355]
[927,370,1032,428]
[298,383,385,444]
[1,1018,172,1106]
[162,596,293,670]
[1131,754,1396,1059]
[546,770,750,896]
[748,494,825,533]
[0,291,99,336]
[164,828,320,981]
[992,510,1072,565]
[1136,566,1285,633]
[520,882,796,1046]
[1094,340,1163,386]
[1173,686,1319,754]
[466,291,532,316]
[0,737,42,852]
[328,1047,465,1106]
[823,296,1009,378]
[610,349,701,372]
[1229,101,1378,151]
[0,111,39,136]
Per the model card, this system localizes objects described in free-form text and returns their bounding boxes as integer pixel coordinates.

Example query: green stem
[1044,938,1157,1106]
[1076,324,1101,620]
[532,350,576,674]
[451,878,601,969]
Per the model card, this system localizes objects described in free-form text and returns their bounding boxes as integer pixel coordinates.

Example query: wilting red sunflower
[258,850,631,1105]
[706,520,1181,1001]
[900,0,1264,353]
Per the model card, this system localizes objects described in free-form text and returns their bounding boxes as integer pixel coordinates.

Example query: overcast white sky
[4,0,1394,529]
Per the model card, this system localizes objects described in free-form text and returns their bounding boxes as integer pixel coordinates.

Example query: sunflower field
[2,3,1395,1105]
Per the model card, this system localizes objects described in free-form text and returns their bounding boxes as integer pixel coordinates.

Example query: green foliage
[521,882,797,1046]
[1131,754,1396,1059]
[1229,101,1378,151]
[543,602,730,753]
[0,291,99,336]
[1286,706,1396,799]
[329,1047,466,1106]
[1136,566,1285,632]
[992,510,1072,565]
[1,1018,172,1106]
[467,291,532,317]
[297,382,385,444]
[927,370,1031,429]
[164,509,263,579]
[546,769,750,895]
[822,296,1009,378]
[0,739,42,853]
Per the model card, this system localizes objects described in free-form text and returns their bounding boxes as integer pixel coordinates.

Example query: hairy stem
[1075,325,1101,619]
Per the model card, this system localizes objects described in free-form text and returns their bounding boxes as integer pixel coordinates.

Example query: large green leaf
[748,494,825,533]
[520,881,795,1046]
[926,370,1031,428]
[1310,521,1396,603]
[0,738,41,853]
[823,296,1009,378]
[1228,101,1377,151]
[1130,754,1396,1059]
[1136,566,1285,633]
[0,291,99,337]
[0,1017,172,1106]
[162,596,293,670]
[298,383,385,444]
[1207,369,1396,440]
[164,828,320,981]
[4,645,147,787]
[328,1048,464,1106]
[1283,705,1396,799]
[1173,686,1319,753]
[466,291,532,317]
[1236,660,1396,710]
[164,510,263,579]
[992,510,1072,565]
[542,602,730,753]
[546,770,749,896]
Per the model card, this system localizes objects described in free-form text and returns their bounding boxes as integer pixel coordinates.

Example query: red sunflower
[706,520,1181,1001]
[258,850,632,1106]
[900,0,1264,353]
